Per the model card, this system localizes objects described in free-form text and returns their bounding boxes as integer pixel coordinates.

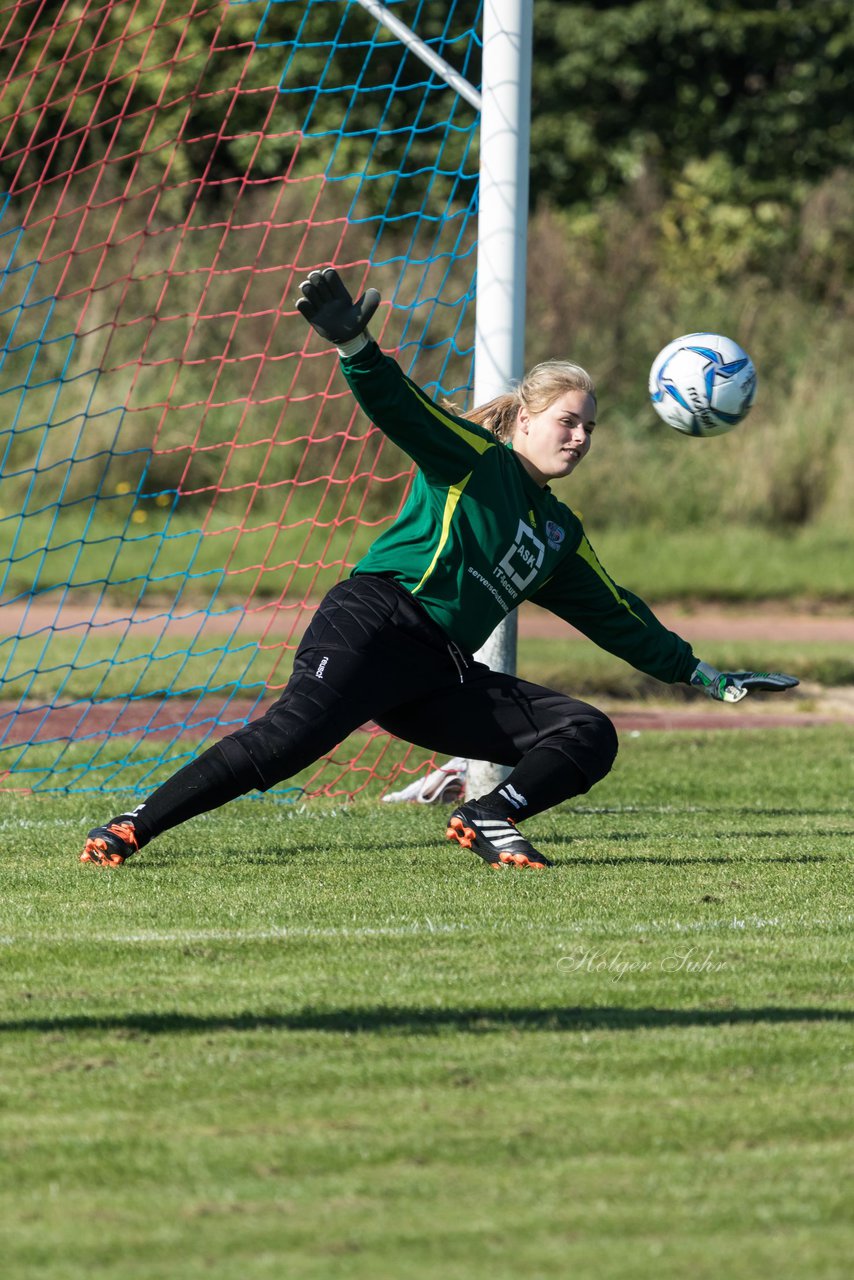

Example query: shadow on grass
[142,839,834,869]
[3,1004,852,1037]
[549,852,828,867]
[571,808,854,818]
[149,840,442,865]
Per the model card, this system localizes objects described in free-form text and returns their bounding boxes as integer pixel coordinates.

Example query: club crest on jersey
[546,520,565,550]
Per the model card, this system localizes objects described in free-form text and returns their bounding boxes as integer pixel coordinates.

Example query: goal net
[0,0,481,800]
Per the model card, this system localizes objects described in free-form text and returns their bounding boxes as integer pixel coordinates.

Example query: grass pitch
[1,727,851,1279]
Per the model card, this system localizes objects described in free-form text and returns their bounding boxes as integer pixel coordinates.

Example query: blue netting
[0,0,482,797]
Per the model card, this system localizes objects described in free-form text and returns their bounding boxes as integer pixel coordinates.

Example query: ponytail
[466,393,520,443]
[463,361,597,443]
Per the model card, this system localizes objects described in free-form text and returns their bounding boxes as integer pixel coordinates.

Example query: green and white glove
[690,660,800,704]
[296,268,380,356]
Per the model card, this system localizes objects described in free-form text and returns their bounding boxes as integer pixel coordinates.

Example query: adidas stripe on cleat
[80,820,139,867]
[445,801,552,869]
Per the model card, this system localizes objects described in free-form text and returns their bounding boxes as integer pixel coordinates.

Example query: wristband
[336,332,371,358]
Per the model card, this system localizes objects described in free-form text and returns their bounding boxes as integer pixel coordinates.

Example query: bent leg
[377,666,618,821]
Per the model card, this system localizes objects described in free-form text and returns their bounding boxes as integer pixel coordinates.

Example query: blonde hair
[466,361,597,442]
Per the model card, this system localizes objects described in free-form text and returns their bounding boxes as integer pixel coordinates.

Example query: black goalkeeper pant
[125,575,618,849]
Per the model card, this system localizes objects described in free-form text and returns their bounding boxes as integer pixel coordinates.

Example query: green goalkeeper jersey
[342,342,696,685]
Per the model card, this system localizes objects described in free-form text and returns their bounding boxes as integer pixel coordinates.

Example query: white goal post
[354,0,534,796]
[469,0,533,795]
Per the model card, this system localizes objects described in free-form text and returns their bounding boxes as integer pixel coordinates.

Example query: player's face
[512,389,596,487]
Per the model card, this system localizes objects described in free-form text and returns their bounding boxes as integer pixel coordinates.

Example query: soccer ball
[649,333,757,437]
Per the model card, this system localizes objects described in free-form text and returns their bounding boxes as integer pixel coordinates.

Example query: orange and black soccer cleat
[445,801,552,869]
[80,820,139,867]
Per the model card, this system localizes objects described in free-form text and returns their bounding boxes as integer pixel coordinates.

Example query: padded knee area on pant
[572,707,619,787]
[222,675,357,792]
[221,721,297,792]
[537,706,618,793]
[217,733,268,791]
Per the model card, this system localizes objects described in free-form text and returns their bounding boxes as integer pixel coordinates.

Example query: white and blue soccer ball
[649,333,757,437]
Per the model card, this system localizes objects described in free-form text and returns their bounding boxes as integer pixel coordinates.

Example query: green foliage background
[6,2,852,219]
[2,0,853,544]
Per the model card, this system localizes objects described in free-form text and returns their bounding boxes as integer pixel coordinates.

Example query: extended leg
[80,576,473,864]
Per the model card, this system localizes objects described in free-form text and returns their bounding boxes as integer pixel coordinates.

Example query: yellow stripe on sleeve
[575,534,647,625]
[408,385,494,455]
[412,473,472,595]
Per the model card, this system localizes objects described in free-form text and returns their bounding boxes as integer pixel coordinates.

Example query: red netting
[0,0,481,797]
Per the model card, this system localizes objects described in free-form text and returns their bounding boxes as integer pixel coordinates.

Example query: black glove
[296,268,380,346]
[690,661,800,703]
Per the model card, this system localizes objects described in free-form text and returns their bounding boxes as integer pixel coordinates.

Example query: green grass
[587,522,854,603]
[3,506,853,608]
[4,625,853,710]
[0,504,384,606]
[518,635,854,697]
[1,727,852,1279]
[0,626,286,704]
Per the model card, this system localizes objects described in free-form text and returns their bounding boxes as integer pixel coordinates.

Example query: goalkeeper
[81,269,799,871]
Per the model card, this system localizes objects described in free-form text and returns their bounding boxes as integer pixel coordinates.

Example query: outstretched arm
[295,268,496,483]
[533,533,801,699]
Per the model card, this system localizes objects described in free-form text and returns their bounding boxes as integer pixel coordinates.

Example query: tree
[532,0,854,207]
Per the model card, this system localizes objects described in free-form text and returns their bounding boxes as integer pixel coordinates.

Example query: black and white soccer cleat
[445,801,552,869]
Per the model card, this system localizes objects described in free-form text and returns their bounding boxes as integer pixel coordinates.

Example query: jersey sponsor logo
[467,565,511,612]
[315,656,329,679]
[546,520,565,550]
[497,519,545,591]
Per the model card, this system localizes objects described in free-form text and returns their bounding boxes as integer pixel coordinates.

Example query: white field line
[0,922,470,945]
[0,914,851,947]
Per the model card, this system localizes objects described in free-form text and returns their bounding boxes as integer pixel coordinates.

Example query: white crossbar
[353,0,482,110]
